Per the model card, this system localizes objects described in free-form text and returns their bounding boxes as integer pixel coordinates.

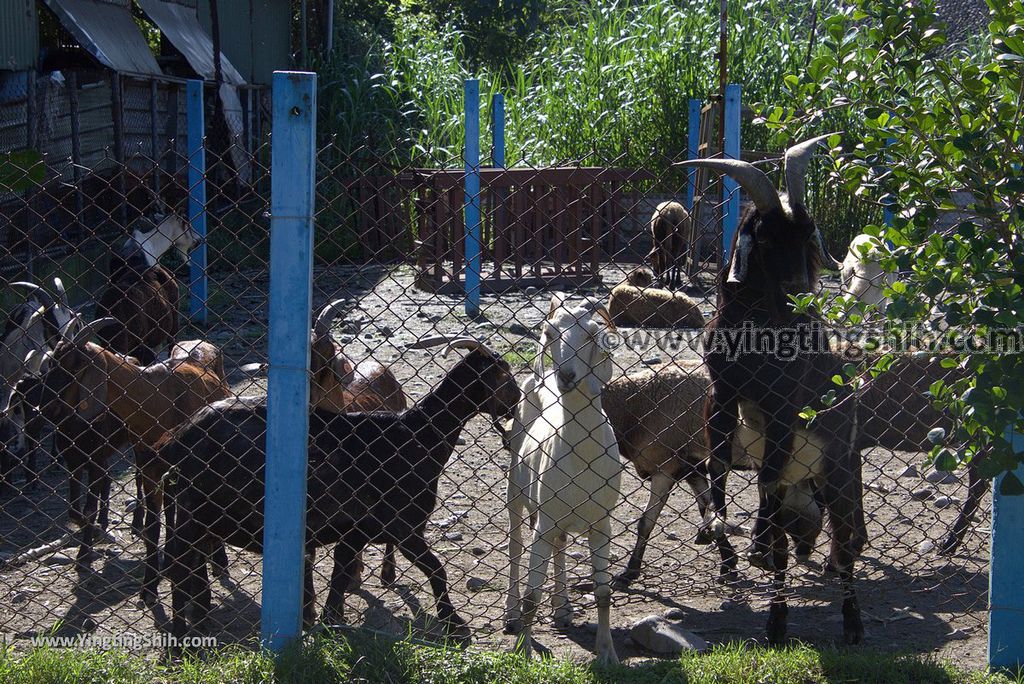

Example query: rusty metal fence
[0,75,990,664]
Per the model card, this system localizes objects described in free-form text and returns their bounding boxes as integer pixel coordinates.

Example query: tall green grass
[309,0,985,246]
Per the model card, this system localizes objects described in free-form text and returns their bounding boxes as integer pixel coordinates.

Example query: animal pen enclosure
[0,73,1010,669]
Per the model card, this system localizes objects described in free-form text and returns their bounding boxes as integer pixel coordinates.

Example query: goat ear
[546,292,566,320]
[727,233,754,284]
[75,361,108,421]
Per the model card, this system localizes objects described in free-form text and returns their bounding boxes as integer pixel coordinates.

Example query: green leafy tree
[764,0,1024,488]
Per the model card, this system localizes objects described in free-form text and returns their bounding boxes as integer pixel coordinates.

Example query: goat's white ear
[546,292,566,320]
[727,233,754,284]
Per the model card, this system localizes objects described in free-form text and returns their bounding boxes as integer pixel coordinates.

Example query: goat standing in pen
[95,211,198,364]
[677,134,867,646]
[35,316,229,599]
[160,336,520,642]
[505,295,622,665]
[647,200,690,289]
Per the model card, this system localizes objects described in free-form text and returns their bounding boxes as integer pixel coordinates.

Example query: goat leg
[940,460,985,555]
[398,533,468,636]
[699,392,737,545]
[379,544,396,585]
[550,532,573,627]
[141,485,162,604]
[616,471,675,587]
[765,532,789,647]
[322,532,369,625]
[825,449,864,645]
[516,524,555,658]
[748,410,798,571]
[504,503,527,634]
[589,521,619,666]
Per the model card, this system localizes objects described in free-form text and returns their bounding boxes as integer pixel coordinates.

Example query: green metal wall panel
[195,0,290,84]
[1,0,38,71]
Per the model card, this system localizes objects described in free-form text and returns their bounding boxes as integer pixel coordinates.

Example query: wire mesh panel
[0,104,990,663]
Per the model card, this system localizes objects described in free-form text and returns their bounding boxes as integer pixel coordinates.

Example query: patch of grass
[0,636,1018,684]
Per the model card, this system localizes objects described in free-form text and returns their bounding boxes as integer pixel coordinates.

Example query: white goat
[840,234,896,313]
[505,294,622,665]
[127,212,199,268]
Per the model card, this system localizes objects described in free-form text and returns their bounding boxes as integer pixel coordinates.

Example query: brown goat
[38,319,230,602]
[95,264,180,365]
[647,200,690,289]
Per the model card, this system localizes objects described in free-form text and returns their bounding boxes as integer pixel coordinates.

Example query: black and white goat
[677,134,867,646]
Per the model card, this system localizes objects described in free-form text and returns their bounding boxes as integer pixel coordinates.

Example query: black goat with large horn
[675,134,866,646]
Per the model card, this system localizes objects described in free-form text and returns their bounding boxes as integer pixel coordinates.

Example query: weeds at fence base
[0,634,1018,684]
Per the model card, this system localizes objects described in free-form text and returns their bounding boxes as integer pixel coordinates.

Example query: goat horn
[813,229,842,271]
[72,317,118,347]
[9,282,56,312]
[673,159,782,216]
[579,298,617,332]
[53,277,69,308]
[313,299,346,341]
[406,335,457,349]
[442,338,494,358]
[784,132,841,209]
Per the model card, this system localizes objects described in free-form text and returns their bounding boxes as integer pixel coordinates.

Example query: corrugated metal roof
[42,0,163,75]
[1,0,38,71]
[136,0,245,84]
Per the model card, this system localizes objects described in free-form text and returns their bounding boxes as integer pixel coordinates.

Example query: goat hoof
[442,614,470,638]
[380,564,396,586]
[937,534,961,556]
[613,568,639,588]
[745,548,775,572]
[551,607,574,628]
[716,568,740,585]
[503,618,524,635]
[140,588,158,606]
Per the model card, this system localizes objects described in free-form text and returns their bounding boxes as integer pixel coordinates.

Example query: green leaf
[934,448,957,471]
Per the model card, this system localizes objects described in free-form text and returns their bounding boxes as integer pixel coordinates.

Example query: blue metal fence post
[492,93,505,168]
[261,71,317,653]
[990,428,1024,670]
[464,79,482,317]
[685,98,701,212]
[722,84,741,261]
[186,80,208,325]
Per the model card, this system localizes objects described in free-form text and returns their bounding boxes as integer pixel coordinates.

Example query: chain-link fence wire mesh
[0,127,990,658]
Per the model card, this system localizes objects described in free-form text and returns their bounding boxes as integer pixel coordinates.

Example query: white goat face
[539,300,614,397]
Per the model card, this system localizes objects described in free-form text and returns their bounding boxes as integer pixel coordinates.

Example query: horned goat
[677,134,867,646]
[95,212,198,364]
[607,267,705,329]
[36,317,229,598]
[160,336,520,642]
[505,295,622,665]
[647,200,690,289]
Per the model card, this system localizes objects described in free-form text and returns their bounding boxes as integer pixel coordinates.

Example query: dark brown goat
[677,135,867,646]
[647,200,690,289]
[160,338,520,641]
[96,214,198,364]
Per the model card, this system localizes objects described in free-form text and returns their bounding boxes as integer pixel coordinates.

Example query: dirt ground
[0,263,990,667]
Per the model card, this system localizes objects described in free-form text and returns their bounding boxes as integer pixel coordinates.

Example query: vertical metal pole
[990,427,1024,670]
[722,84,741,262]
[883,136,895,233]
[464,79,481,317]
[685,98,700,212]
[187,80,208,325]
[491,93,505,168]
[150,80,160,194]
[262,71,317,653]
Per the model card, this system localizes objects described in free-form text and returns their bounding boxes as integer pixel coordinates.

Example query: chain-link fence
[0,83,990,664]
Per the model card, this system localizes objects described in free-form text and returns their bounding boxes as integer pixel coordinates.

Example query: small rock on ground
[911,487,934,501]
[896,464,919,479]
[919,540,936,555]
[466,577,490,591]
[924,469,958,485]
[630,614,708,655]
